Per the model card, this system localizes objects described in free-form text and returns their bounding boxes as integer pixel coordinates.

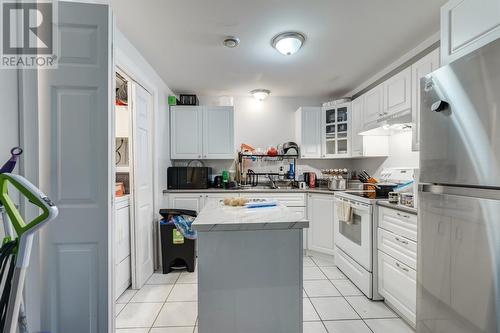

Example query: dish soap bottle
[287,163,295,180]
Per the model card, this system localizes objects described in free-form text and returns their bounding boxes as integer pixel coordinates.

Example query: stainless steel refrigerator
[418,39,500,333]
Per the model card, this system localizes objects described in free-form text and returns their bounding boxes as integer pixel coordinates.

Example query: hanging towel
[338,200,353,224]
[170,215,197,240]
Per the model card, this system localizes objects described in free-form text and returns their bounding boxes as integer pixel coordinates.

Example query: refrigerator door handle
[419,184,500,200]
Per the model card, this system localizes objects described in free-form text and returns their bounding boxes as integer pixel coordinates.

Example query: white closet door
[37,2,113,332]
[132,83,155,287]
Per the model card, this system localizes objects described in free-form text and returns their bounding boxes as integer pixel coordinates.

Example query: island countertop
[192,202,309,232]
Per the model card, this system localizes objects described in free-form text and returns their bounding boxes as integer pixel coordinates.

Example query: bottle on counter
[279,166,285,180]
[287,163,295,180]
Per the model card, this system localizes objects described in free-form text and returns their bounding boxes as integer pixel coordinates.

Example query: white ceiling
[109,0,447,98]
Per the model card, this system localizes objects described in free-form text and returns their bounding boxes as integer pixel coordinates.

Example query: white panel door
[203,106,234,159]
[132,84,154,287]
[307,194,335,255]
[170,106,203,159]
[411,48,440,151]
[362,84,384,129]
[441,0,500,65]
[37,2,112,332]
[383,66,412,117]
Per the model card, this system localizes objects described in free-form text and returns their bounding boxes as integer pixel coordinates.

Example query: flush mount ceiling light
[223,36,240,48]
[271,31,306,55]
[251,89,271,101]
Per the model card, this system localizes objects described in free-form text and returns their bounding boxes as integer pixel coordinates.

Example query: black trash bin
[159,209,197,273]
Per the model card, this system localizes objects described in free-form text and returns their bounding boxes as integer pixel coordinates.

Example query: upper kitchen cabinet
[295,107,322,158]
[411,48,440,151]
[202,106,235,159]
[321,103,351,158]
[351,96,389,158]
[351,97,364,157]
[383,66,412,118]
[362,84,384,130]
[441,0,500,65]
[171,106,203,159]
[170,105,235,159]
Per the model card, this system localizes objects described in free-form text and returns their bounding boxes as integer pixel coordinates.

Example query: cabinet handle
[198,155,201,158]
[395,262,409,272]
[395,237,409,245]
[396,212,410,219]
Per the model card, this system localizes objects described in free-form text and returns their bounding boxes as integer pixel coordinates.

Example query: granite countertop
[377,201,418,215]
[163,187,341,195]
[192,201,309,232]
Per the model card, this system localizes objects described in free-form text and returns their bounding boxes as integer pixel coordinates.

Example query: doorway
[113,69,155,304]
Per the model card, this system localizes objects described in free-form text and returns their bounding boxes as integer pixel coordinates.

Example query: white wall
[181,95,354,180]
[0,71,19,239]
[115,30,174,211]
[199,95,324,149]
[352,131,419,177]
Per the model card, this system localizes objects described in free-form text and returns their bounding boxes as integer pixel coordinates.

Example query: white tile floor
[115,254,415,333]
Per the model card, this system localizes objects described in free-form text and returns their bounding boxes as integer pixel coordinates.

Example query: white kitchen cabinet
[295,107,322,159]
[378,251,416,327]
[168,193,205,213]
[351,97,389,158]
[321,103,351,158]
[383,66,412,118]
[202,106,235,159]
[378,206,418,242]
[362,84,384,130]
[441,0,500,65]
[115,197,131,299]
[351,97,364,157]
[377,206,418,327]
[411,48,440,151]
[307,193,335,255]
[204,193,231,206]
[170,106,204,159]
[170,105,234,160]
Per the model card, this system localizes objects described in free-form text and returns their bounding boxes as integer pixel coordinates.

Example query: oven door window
[339,210,362,245]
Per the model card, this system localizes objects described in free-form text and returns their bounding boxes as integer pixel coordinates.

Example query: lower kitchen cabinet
[377,206,418,327]
[307,193,335,255]
[168,193,205,213]
[378,251,416,327]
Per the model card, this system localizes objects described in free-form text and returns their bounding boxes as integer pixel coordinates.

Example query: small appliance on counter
[167,167,212,189]
[178,94,199,105]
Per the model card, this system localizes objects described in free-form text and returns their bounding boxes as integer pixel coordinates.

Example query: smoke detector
[223,36,240,48]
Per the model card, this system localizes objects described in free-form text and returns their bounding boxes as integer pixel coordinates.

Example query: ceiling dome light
[223,36,240,48]
[272,31,305,55]
[251,89,270,101]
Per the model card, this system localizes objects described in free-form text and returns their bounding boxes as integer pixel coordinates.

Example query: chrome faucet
[267,174,278,189]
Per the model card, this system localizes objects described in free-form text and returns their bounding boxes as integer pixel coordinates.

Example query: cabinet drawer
[378,251,416,327]
[377,228,417,270]
[240,193,306,207]
[378,207,417,242]
[335,247,372,298]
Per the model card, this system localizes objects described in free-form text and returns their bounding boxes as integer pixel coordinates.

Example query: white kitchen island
[192,201,309,333]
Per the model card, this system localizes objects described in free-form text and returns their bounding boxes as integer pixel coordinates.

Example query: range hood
[359,108,413,136]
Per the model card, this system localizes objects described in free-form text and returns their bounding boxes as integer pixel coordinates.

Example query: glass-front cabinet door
[322,103,351,158]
